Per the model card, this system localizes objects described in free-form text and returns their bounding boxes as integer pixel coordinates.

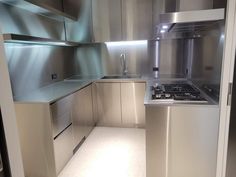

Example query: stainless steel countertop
[14,80,96,104]
[14,75,147,104]
[14,75,219,106]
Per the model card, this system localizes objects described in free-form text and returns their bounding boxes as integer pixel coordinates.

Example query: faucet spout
[120,54,128,75]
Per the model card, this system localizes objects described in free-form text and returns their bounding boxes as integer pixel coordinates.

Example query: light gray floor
[59,127,146,177]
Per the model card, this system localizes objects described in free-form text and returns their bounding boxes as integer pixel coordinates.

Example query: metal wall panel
[121,0,153,40]
[213,0,227,8]
[164,0,213,12]
[73,41,153,77]
[5,43,76,97]
[101,41,152,76]
[176,0,213,11]
[149,39,187,78]
[92,0,122,42]
[159,39,186,78]
[64,0,93,42]
[190,22,224,87]
[152,0,165,27]
[74,44,103,76]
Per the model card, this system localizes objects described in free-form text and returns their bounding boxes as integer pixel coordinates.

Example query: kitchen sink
[102,75,141,79]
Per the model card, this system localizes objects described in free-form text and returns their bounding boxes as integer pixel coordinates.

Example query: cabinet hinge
[227,82,233,106]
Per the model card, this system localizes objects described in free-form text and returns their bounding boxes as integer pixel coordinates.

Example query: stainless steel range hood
[156,8,225,38]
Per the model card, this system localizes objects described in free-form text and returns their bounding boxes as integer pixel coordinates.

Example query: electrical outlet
[51,74,58,80]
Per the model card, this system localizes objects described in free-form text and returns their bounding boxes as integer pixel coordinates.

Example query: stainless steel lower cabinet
[94,82,146,127]
[146,105,219,177]
[54,124,73,175]
[95,82,122,127]
[72,85,95,149]
[121,82,146,128]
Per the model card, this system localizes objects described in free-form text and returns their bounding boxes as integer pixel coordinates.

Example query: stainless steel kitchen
[0,0,236,177]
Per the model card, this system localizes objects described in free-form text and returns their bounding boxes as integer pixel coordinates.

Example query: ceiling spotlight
[160,30,166,33]
[162,25,168,29]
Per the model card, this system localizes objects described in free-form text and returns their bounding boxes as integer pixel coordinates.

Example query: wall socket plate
[51,73,58,80]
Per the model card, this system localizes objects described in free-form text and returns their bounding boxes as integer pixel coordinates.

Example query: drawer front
[51,95,73,118]
[54,124,73,175]
[52,111,72,138]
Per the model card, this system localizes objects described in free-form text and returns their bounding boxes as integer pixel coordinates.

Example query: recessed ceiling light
[160,30,166,33]
[162,25,168,29]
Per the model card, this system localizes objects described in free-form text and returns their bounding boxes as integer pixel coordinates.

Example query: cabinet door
[168,107,219,177]
[121,0,153,40]
[72,85,94,148]
[96,83,122,126]
[92,0,122,42]
[121,82,146,127]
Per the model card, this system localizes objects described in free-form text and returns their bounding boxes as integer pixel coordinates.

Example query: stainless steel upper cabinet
[92,0,153,42]
[121,0,153,41]
[92,0,122,42]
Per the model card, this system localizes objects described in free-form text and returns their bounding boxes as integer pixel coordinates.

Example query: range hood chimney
[165,0,214,12]
[155,0,225,38]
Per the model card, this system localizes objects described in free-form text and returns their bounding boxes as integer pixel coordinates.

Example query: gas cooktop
[152,83,207,102]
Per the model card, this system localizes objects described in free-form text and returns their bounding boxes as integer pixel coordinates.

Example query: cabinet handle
[54,123,72,140]
[0,153,3,172]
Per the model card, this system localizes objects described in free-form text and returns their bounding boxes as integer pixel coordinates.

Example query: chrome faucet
[120,53,128,76]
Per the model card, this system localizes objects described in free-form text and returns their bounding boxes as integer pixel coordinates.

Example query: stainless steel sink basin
[102,75,141,79]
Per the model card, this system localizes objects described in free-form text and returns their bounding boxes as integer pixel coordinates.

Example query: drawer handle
[0,153,3,172]
[54,123,72,140]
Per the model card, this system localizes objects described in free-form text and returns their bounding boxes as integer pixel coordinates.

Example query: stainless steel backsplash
[73,41,152,77]
[73,44,103,76]
[101,41,152,76]
[190,22,225,86]
[74,39,187,78]
[5,44,75,98]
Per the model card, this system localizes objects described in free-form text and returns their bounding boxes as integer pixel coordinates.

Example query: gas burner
[151,83,207,102]
[163,84,200,94]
